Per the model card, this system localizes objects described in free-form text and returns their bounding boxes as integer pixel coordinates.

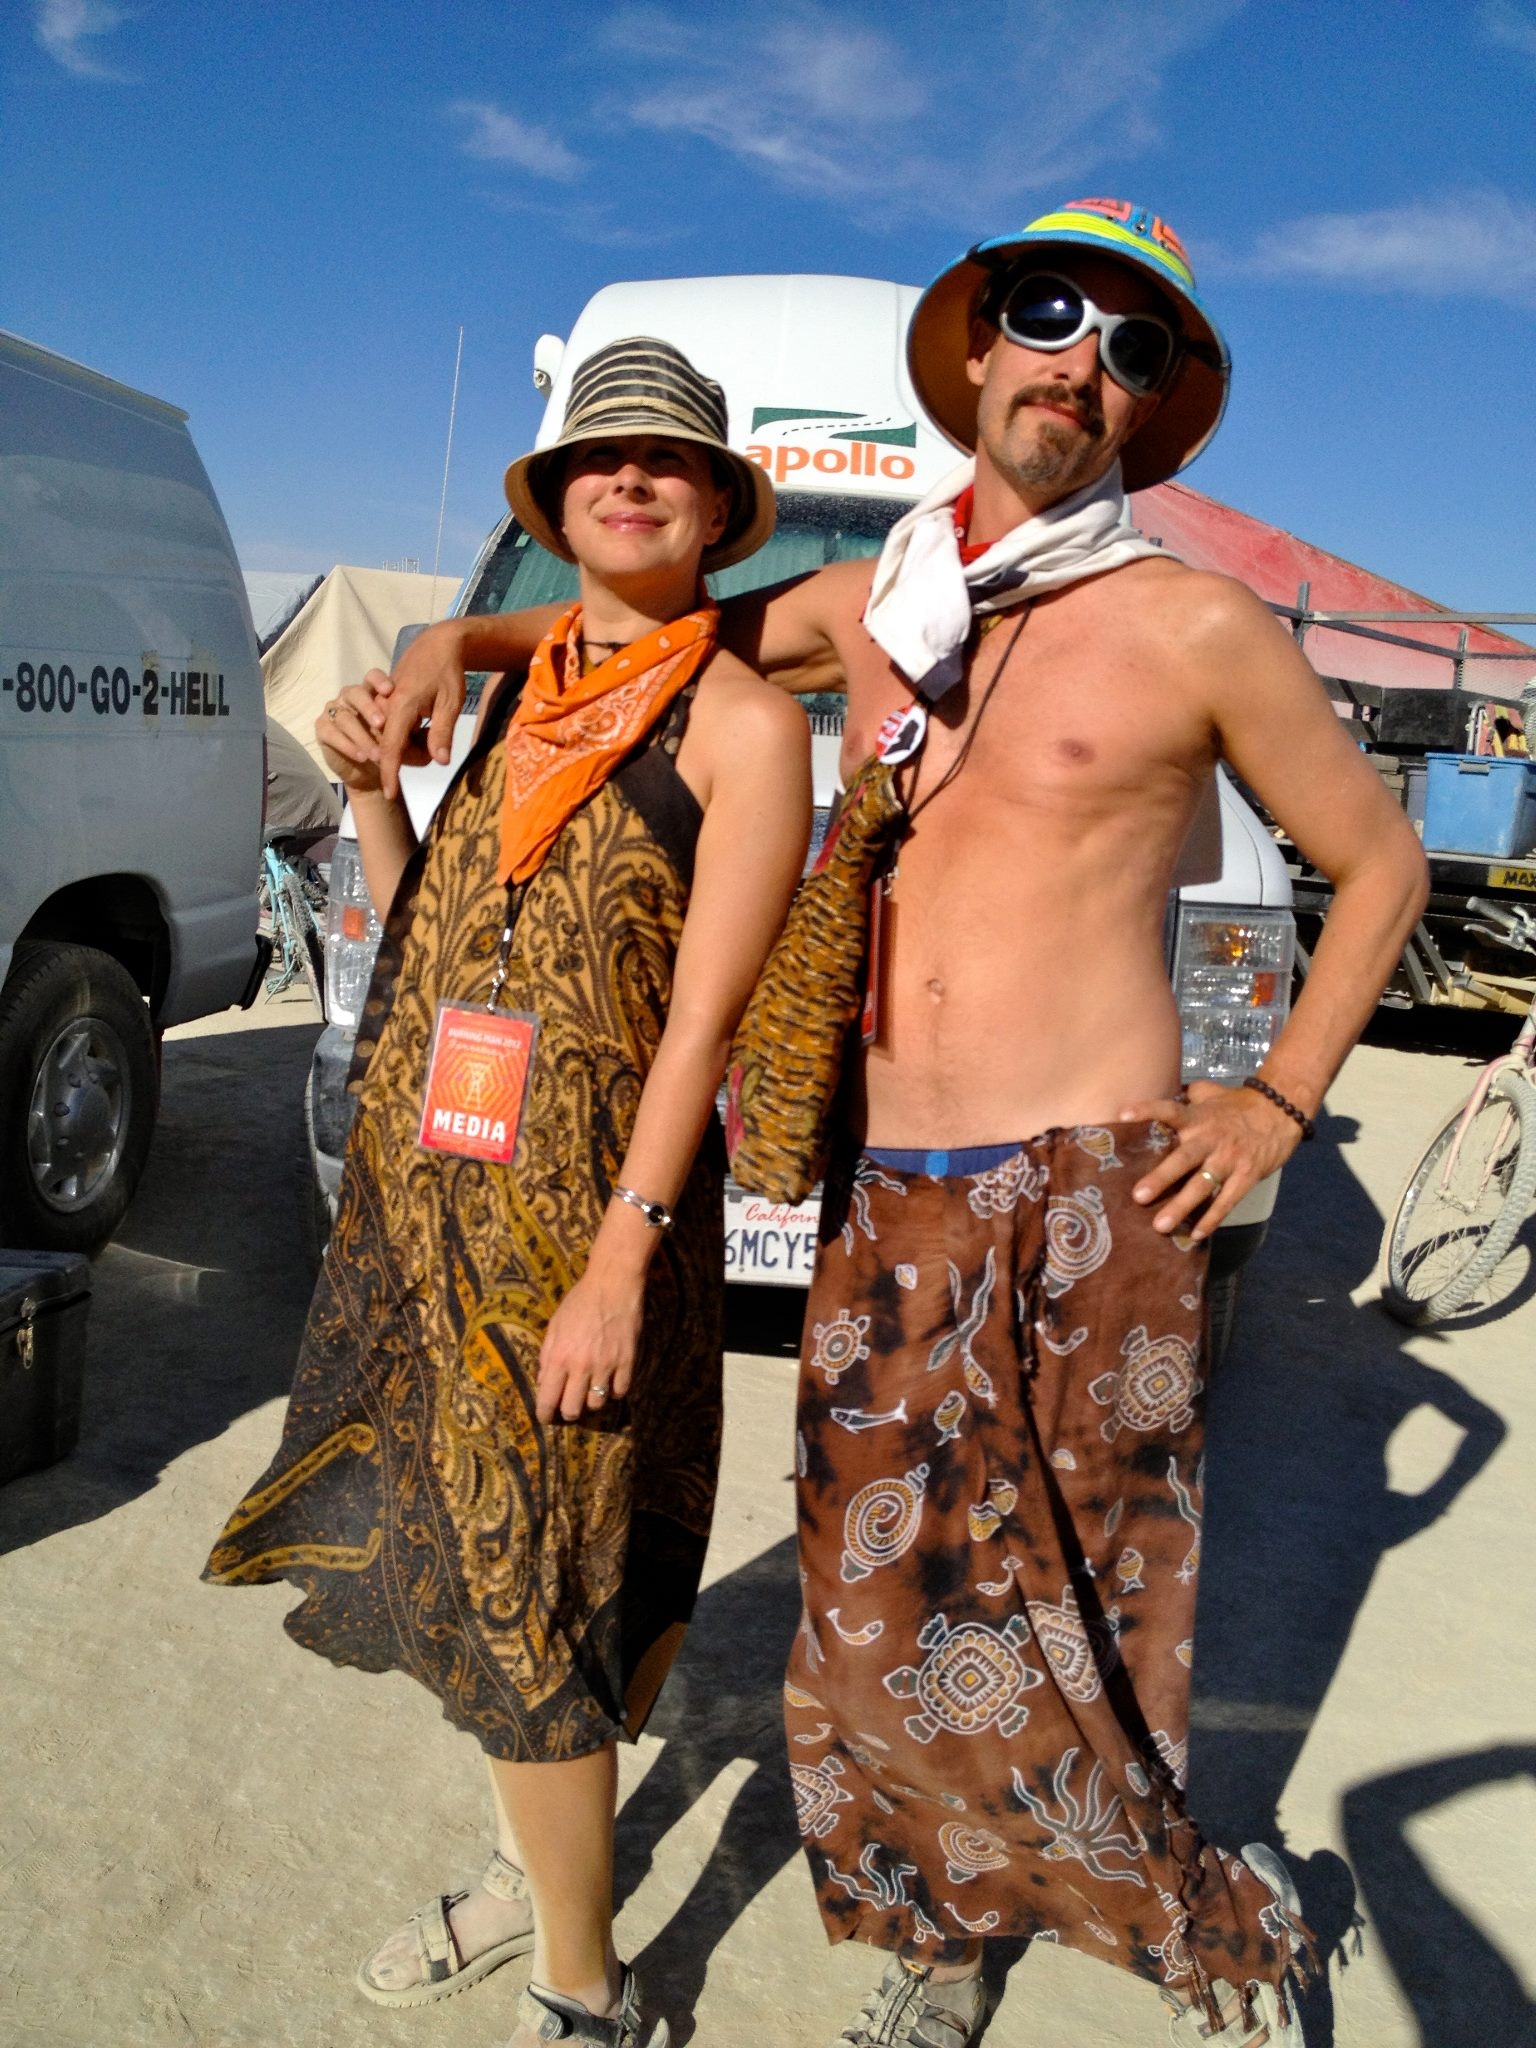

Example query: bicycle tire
[281,865,325,1011]
[258,864,300,996]
[1379,1067,1536,1326]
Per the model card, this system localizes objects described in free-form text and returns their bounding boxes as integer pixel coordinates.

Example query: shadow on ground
[616,1534,803,2038]
[1342,1745,1536,2047]
[1191,1105,1512,2045]
[1360,1004,1513,1064]
[0,1020,322,1558]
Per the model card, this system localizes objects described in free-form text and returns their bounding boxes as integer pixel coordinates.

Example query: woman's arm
[535,672,813,1421]
[348,789,419,920]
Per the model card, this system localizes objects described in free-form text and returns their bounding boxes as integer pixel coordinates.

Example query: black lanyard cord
[485,883,524,1012]
[901,602,1033,832]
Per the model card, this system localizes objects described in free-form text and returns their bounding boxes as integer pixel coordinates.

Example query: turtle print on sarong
[786,1125,1307,2025]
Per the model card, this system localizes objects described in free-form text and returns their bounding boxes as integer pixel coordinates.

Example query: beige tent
[262,565,461,769]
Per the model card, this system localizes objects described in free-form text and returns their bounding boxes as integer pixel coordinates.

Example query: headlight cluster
[323,836,382,1029]
[1172,905,1296,1083]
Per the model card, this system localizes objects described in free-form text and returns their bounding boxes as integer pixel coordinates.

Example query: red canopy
[1131,481,1536,697]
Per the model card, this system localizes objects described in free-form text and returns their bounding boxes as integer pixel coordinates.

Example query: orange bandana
[497,602,718,886]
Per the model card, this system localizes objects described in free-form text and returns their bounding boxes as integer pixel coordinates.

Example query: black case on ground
[0,1250,91,1485]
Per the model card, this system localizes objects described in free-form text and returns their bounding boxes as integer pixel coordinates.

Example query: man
[370,200,1427,2045]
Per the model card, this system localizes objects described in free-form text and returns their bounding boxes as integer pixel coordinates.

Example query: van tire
[0,942,158,1253]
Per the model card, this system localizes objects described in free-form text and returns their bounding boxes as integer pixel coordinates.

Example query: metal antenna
[430,325,464,613]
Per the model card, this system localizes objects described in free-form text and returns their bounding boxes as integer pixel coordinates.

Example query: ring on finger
[589,1383,609,1403]
[1197,1167,1224,1195]
[326,703,339,720]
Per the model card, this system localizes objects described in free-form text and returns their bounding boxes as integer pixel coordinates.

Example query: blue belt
[866,1142,1020,1178]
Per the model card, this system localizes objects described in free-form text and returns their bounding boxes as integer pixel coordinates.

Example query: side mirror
[533,333,566,395]
[390,623,429,669]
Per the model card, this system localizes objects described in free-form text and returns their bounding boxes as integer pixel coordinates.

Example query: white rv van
[0,332,266,1251]
[309,275,1295,1342]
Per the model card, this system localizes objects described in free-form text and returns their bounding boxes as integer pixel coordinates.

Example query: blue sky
[3,0,1533,610]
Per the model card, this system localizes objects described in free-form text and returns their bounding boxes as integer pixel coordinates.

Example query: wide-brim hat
[907,198,1230,493]
[504,336,776,574]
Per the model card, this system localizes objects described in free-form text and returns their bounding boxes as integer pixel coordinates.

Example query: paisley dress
[206,686,724,1761]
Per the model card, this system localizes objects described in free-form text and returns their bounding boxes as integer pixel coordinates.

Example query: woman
[205,339,810,2048]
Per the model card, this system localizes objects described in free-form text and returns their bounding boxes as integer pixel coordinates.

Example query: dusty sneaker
[1166,1980,1306,2046]
[1240,1843,1306,1951]
[513,1966,668,2046]
[832,1956,985,2048]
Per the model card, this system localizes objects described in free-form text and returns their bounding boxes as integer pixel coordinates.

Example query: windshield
[462,490,911,718]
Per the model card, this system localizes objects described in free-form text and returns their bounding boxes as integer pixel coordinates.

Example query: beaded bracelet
[1242,1074,1315,1142]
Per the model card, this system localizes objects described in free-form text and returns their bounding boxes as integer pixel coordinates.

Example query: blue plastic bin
[1422,754,1536,857]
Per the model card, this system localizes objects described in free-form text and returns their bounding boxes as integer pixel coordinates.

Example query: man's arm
[375,557,873,793]
[1126,576,1429,1237]
[375,608,561,797]
[715,557,873,694]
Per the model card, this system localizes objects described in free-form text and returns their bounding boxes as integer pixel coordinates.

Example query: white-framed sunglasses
[985,269,1181,397]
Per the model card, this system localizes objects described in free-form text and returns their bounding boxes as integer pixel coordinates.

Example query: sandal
[832,1957,985,2047]
[515,1965,669,2045]
[356,1847,534,2008]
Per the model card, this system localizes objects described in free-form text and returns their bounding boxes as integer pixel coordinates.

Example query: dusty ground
[1,992,1532,2047]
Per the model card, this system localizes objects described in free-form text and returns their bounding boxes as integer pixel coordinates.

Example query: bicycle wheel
[1379,1067,1536,1326]
[280,865,325,1011]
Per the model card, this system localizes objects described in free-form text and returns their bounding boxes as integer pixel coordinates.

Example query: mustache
[1011,383,1106,438]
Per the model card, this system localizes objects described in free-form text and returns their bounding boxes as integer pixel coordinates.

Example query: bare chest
[834,599,1213,826]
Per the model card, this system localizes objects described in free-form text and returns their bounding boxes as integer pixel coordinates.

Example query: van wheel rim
[27,1016,132,1211]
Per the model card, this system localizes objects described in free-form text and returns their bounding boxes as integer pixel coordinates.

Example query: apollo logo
[746,405,917,486]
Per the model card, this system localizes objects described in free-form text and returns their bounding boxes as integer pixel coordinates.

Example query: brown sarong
[786,1123,1304,2019]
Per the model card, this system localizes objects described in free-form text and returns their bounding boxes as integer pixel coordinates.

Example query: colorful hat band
[905,196,1230,490]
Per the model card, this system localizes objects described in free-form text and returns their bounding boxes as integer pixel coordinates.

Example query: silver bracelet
[613,1185,675,1231]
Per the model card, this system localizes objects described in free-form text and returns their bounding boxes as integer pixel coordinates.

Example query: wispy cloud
[1249,190,1536,310]
[1479,0,1536,60]
[598,0,1245,225]
[480,191,693,250]
[448,100,585,182]
[35,0,133,80]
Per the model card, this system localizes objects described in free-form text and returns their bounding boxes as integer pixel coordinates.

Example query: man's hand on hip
[1120,1079,1304,1241]
[376,619,469,799]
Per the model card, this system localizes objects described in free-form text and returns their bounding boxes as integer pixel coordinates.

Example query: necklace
[904,604,1032,827]
[580,635,628,678]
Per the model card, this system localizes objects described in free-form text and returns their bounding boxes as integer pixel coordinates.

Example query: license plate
[1486,864,1536,892]
[725,1184,821,1287]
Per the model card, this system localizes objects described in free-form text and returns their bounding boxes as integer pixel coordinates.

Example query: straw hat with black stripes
[504,336,776,573]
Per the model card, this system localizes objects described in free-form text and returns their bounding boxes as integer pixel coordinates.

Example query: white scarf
[863,457,1170,699]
